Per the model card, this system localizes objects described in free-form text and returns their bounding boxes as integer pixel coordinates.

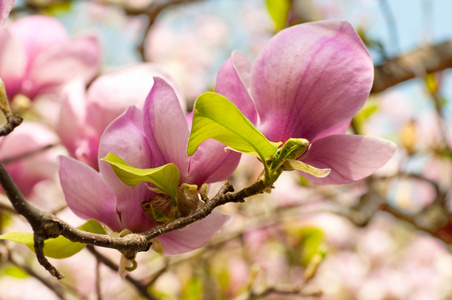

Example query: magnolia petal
[299,134,396,184]
[0,27,27,98]
[252,20,373,143]
[98,106,153,233]
[58,156,122,232]
[0,0,15,25]
[10,16,67,66]
[185,112,241,184]
[216,50,257,124]
[0,122,59,197]
[57,80,93,165]
[186,139,241,185]
[159,210,231,255]
[26,33,100,98]
[86,63,186,136]
[283,159,331,178]
[143,77,190,177]
[312,119,351,143]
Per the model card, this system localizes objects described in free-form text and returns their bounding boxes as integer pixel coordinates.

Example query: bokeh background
[1,0,452,299]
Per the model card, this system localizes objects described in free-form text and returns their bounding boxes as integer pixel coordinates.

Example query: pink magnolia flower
[57,63,184,170]
[0,121,60,197]
[0,15,100,101]
[0,0,14,25]
[59,78,239,254]
[216,19,396,184]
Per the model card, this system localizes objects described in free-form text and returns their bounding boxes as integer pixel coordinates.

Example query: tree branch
[86,245,157,300]
[0,152,271,279]
[372,40,452,93]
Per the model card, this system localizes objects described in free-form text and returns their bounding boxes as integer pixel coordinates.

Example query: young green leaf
[0,219,106,259]
[266,0,291,31]
[283,160,331,178]
[101,152,180,201]
[187,92,280,163]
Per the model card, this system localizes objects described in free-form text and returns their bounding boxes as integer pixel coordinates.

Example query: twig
[0,152,270,279]
[133,0,203,61]
[8,251,67,299]
[143,180,266,241]
[86,245,157,300]
[372,40,452,93]
[1,144,57,165]
[244,284,322,300]
[95,254,102,300]
[0,80,22,136]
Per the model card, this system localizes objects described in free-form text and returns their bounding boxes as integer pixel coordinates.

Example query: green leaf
[101,152,180,201]
[187,92,280,163]
[0,264,29,279]
[0,219,106,259]
[266,0,291,31]
[270,138,309,170]
[283,160,331,178]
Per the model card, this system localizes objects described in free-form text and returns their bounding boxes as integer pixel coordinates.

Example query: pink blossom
[59,78,239,255]
[0,0,14,25]
[0,15,100,101]
[57,63,184,170]
[0,121,60,197]
[216,20,396,184]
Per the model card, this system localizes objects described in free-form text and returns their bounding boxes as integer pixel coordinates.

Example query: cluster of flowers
[0,4,394,255]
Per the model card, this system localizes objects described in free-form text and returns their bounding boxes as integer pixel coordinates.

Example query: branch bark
[0,155,270,279]
[372,40,452,93]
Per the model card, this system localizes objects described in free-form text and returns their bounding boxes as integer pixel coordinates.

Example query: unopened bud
[141,195,175,223]
[176,184,200,217]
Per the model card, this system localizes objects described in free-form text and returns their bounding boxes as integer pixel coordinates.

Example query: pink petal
[143,77,190,178]
[216,51,257,124]
[299,135,396,184]
[252,20,373,143]
[98,106,153,232]
[86,63,185,136]
[58,156,122,232]
[0,122,58,197]
[0,27,26,98]
[10,16,67,66]
[0,0,14,25]
[57,80,94,165]
[312,119,351,143]
[26,33,100,98]
[186,139,241,185]
[159,210,230,255]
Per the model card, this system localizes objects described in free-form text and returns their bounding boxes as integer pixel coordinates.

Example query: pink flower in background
[59,78,239,254]
[216,19,396,184]
[0,122,60,197]
[57,63,184,170]
[0,15,100,101]
[0,0,14,25]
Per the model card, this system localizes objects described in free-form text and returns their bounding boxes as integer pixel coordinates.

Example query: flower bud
[141,195,175,223]
[176,184,200,217]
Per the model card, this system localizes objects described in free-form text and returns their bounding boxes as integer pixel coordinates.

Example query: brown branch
[143,180,267,241]
[0,153,271,279]
[86,245,157,300]
[372,40,452,93]
[1,144,57,164]
[133,0,203,61]
[8,251,67,299]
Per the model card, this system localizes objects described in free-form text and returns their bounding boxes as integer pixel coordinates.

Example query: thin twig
[1,144,57,165]
[8,252,67,299]
[86,245,157,300]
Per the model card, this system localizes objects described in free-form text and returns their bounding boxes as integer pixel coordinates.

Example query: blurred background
[1,0,452,299]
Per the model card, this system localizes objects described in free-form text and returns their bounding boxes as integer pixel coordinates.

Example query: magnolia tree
[0,0,451,299]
